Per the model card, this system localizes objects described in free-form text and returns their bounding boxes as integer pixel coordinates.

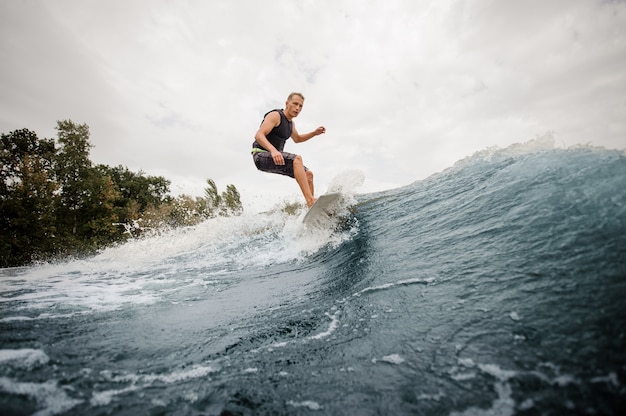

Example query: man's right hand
[271,150,285,165]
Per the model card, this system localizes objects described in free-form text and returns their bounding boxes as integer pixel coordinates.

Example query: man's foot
[306,197,317,208]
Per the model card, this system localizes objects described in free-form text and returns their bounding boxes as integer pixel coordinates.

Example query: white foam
[90,385,139,407]
[92,366,218,406]
[380,354,405,364]
[447,362,519,416]
[554,374,579,386]
[326,169,365,194]
[287,400,323,410]
[477,364,517,381]
[106,364,216,385]
[519,398,535,411]
[0,186,366,316]
[0,267,160,314]
[418,391,446,401]
[351,277,435,298]
[0,316,34,322]
[0,348,49,368]
[591,372,620,387]
[309,310,340,340]
[451,372,477,381]
[455,134,556,169]
[293,200,360,257]
[269,341,289,348]
[0,210,337,314]
[509,311,521,321]
[0,377,82,415]
[458,358,476,368]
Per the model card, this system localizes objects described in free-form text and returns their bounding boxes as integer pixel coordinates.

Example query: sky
[1,0,625,211]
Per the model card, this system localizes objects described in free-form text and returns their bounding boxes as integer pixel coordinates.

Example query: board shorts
[252,149,309,179]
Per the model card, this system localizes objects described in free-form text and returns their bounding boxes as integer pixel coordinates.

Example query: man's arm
[254,111,285,165]
[292,124,326,143]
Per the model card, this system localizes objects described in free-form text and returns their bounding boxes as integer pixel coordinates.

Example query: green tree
[202,179,243,217]
[221,184,243,216]
[95,164,171,235]
[97,165,170,211]
[52,120,125,251]
[168,195,202,226]
[81,173,122,247]
[0,129,58,266]
[54,120,93,242]
[204,178,221,214]
[1,121,246,266]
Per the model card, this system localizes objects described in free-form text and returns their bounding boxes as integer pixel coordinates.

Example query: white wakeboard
[303,193,343,227]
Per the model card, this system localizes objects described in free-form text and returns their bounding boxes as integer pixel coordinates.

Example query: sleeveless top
[252,109,292,152]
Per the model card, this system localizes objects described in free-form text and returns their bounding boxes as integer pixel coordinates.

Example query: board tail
[303,193,354,230]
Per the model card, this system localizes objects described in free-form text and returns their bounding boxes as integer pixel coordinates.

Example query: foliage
[96,164,170,211]
[0,121,243,267]
[203,179,243,217]
[0,129,58,265]
[221,184,243,216]
[138,184,243,232]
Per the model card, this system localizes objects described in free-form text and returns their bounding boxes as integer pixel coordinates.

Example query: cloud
[1,0,624,212]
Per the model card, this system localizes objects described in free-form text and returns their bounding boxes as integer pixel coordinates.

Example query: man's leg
[307,170,314,198]
[293,155,316,207]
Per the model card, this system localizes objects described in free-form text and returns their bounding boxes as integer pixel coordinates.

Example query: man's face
[285,96,304,118]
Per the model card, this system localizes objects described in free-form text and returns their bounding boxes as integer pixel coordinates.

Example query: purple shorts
[252,150,309,178]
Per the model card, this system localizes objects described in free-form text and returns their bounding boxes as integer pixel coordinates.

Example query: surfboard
[303,193,343,227]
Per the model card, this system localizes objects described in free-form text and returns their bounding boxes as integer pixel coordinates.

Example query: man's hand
[314,126,326,136]
[291,125,326,143]
[271,149,285,165]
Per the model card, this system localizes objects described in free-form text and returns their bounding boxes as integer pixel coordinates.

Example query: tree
[97,165,170,211]
[80,173,121,247]
[204,178,221,214]
[95,164,171,235]
[221,184,243,216]
[202,179,243,217]
[0,121,245,266]
[54,120,93,240]
[0,129,58,266]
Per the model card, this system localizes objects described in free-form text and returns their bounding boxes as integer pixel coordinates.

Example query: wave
[1,134,625,415]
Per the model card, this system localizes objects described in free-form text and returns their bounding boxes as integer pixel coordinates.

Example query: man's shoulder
[264,109,283,117]
[263,109,283,126]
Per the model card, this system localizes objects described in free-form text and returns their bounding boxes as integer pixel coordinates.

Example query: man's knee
[293,155,303,167]
[306,170,314,181]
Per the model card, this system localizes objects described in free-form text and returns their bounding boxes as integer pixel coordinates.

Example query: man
[251,92,326,208]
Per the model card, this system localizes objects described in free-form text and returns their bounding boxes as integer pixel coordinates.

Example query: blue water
[1,137,625,415]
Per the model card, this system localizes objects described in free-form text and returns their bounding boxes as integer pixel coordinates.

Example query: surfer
[251,92,326,208]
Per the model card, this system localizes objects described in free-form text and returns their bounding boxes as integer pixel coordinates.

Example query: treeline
[1,120,242,267]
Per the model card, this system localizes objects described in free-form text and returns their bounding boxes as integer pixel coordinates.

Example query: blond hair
[287,92,305,101]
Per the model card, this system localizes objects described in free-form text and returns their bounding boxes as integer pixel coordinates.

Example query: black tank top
[252,109,292,152]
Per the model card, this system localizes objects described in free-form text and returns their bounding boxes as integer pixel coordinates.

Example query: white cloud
[1,0,624,211]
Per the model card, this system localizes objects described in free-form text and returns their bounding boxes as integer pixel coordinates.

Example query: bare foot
[307,197,317,208]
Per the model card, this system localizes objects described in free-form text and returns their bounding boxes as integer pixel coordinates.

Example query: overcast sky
[1,0,625,211]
